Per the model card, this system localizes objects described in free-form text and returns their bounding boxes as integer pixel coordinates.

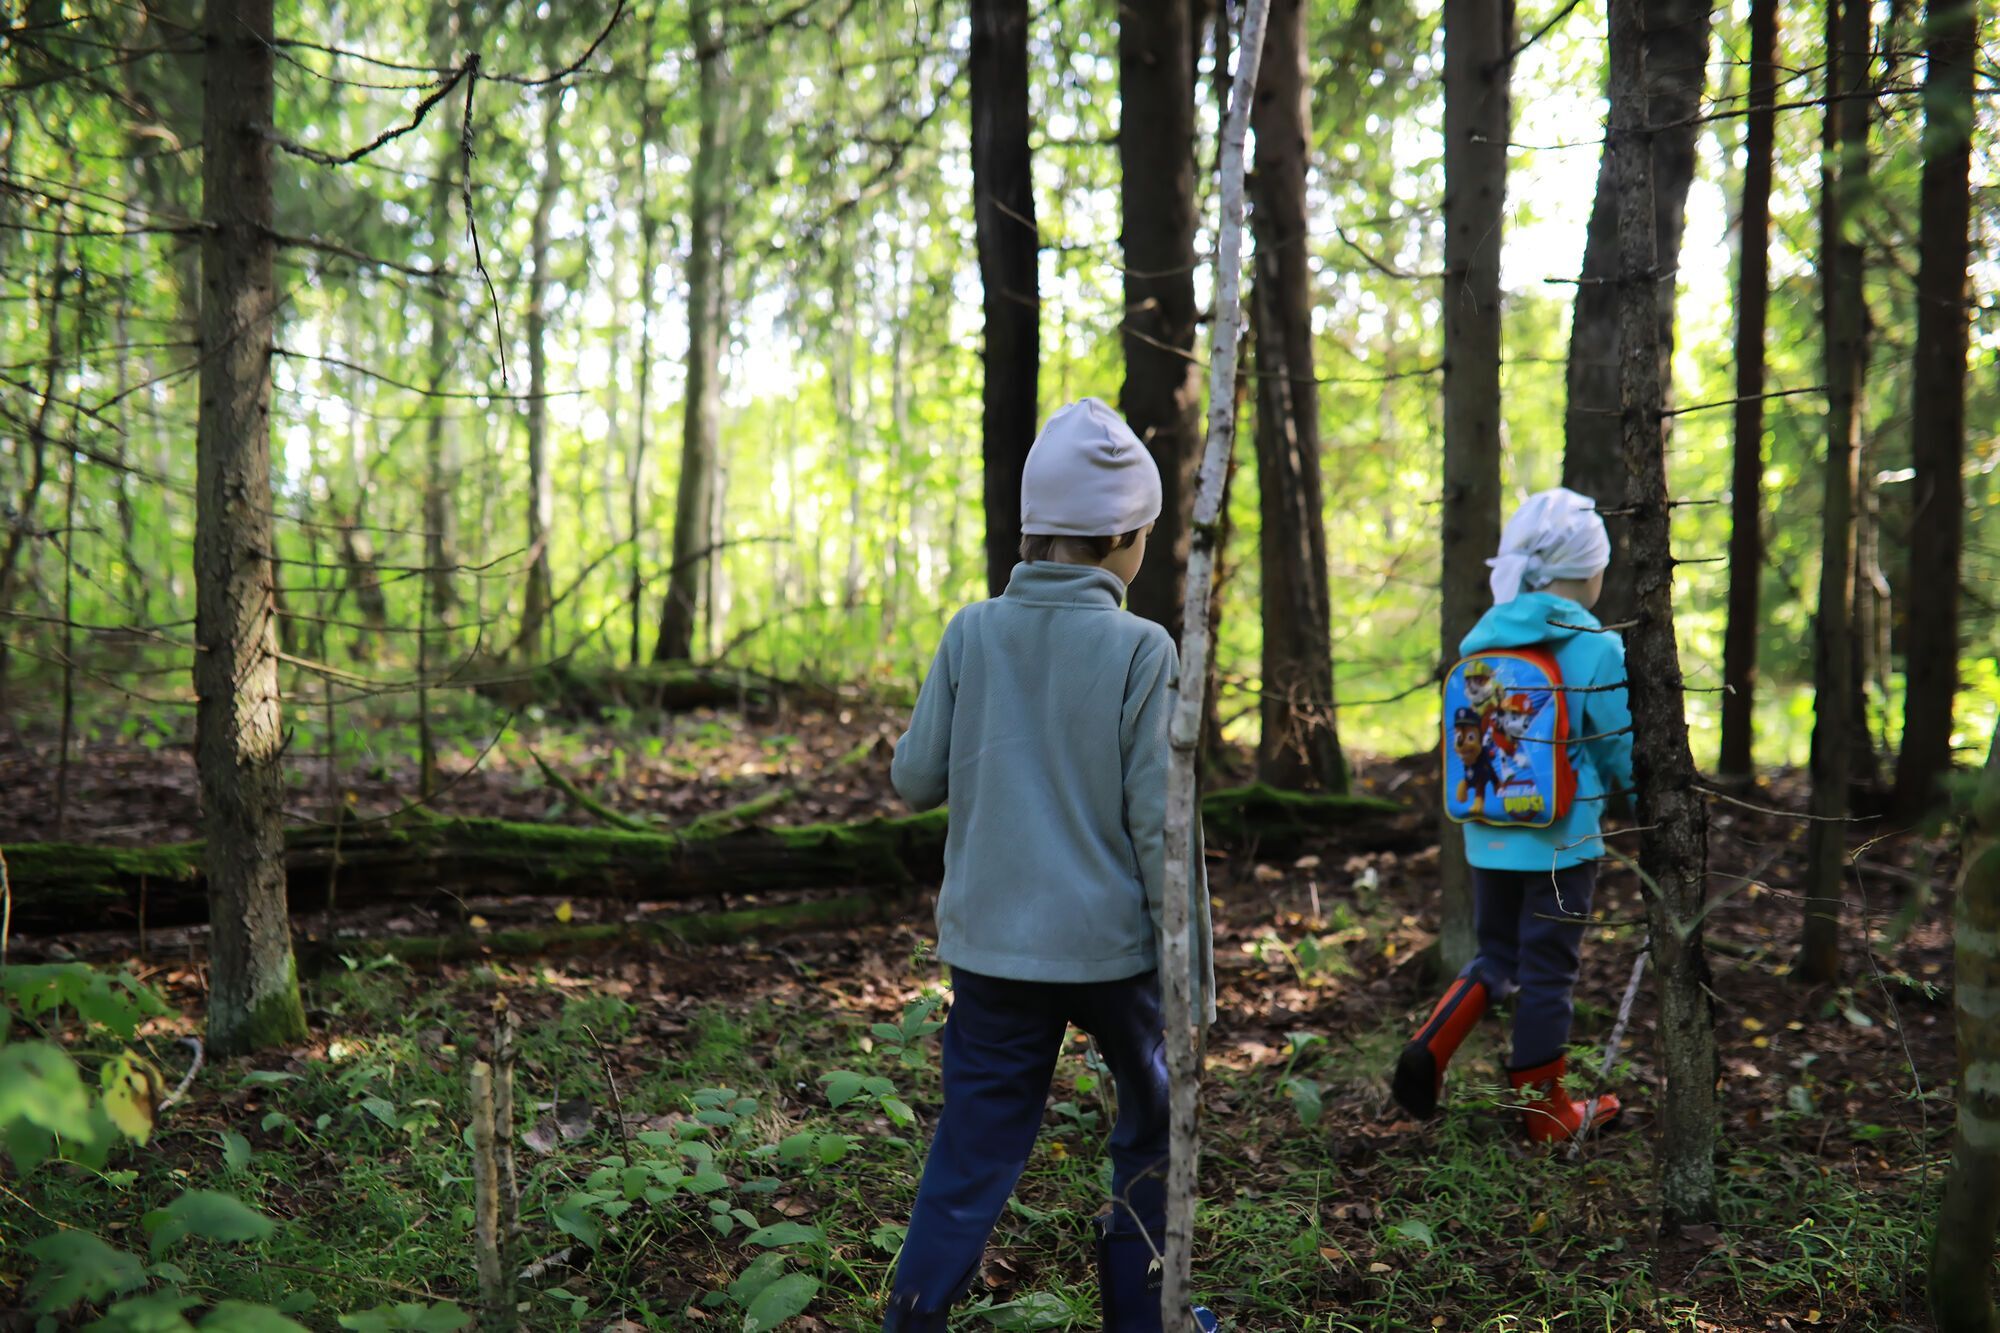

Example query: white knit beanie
[1019,398,1163,538]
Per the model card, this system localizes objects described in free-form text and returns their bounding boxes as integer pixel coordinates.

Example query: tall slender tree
[1718,0,1781,784]
[1895,0,1977,815]
[1929,724,2000,1329]
[1120,0,1203,639]
[194,0,308,1055]
[1436,0,1511,972]
[1561,0,1712,622]
[1607,0,1716,1226]
[1802,0,1874,983]
[1250,0,1344,792]
[420,0,462,618]
[972,0,1038,598]
[657,0,728,662]
[630,8,662,665]
[519,66,565,659]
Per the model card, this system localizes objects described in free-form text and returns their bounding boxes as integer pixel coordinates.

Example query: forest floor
[0,702,1960,1332]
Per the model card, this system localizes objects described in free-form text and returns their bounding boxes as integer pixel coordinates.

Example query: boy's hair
[1020,529,1143,564]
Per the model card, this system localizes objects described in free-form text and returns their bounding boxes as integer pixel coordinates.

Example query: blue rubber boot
[881,1289,951,1332]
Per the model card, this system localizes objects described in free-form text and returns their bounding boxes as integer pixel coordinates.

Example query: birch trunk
[1161,4,1270,1321]
[1929,725,2000,1330]
[1895,0,1976,816]
[630,9,661,666]
[1437,0,1511,973]
[421,0,462,617]
[1717,0,1780,784]
[1802,0,1872,984]
[194,0,308,1055]
[1608,0,1717,1228]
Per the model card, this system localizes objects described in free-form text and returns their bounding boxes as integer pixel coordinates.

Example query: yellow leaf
[1752,1036,1770,1049]
[1528,1211,1550,1235]
[1367,1262,1394,1274]
[100,1054,156,1146]
[1048,1141,1068,1160]
[1807,1311,1822,1324]
[469,915,490,930]
[1741,1017,1765,1032]
[555,901,574,924]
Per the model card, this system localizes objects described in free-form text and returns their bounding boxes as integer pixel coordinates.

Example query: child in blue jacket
[882,399,1215,1332]
[1394,488,1634,1142]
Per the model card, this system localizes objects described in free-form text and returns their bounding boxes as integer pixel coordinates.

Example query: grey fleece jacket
[892,562,1214,1018]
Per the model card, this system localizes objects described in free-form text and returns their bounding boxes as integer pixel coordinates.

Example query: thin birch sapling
[1159,0,1273,1324]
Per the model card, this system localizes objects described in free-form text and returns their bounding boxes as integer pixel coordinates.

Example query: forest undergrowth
[0,705,1958,1332]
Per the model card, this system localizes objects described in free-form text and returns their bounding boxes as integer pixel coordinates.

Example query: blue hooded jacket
[1457,592,1634,872]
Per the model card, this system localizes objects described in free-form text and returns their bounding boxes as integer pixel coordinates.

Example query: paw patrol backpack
[1441,649,1577,829]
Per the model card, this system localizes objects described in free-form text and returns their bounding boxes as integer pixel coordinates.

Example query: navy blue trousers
[889,967,1170,1313]
[1462,864,1596,1069]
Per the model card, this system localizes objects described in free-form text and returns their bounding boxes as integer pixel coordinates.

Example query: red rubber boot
[1507,1055,1622,1143]
[1391,977,1489,1119]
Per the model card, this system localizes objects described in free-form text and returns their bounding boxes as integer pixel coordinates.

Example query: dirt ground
[0,712,1963,1330]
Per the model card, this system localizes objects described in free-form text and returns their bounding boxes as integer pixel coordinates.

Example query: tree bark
[1717,0,1780,784]
[518,73,564,660]
[1161,0,1270,1318]
[1801,0,1873,984]
[1894,0,1976,816]
[1929,725,2000,1331]
[1609,0,1716,1228]
[1248,0,1344,793]
[1436,0,1511,973]
[421,0,462,617]
[1561,0,1712,625]
[972,0,1038,598]
[656,0,727,663]
[194,0,307,1055]
[630,11,661,666]
[1120,0,1204,640]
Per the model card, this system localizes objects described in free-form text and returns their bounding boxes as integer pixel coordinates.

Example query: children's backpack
[1440,649,1576,829]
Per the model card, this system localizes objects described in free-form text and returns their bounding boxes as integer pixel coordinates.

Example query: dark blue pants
[889,967,1170,1314]
[1462,864,1596,1069]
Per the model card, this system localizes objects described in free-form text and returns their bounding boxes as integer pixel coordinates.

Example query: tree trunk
[1120,0,1204,640]
[1717,0,1780,784]
[194,0,307,1055]
[1802,0,1872,984]
[1161,0,1270,1318]
[518,74,564,660]
[1609,0,1716,1228]
[1930,725,2000,1330]
[1436,0,1511,973]
[971,0,1038,598]
[1249,0,1344,793]
[630,11,661,666]
[1895,0,1975,816]
[655,0,727,663]
[1561,0,1712,625]
[421,0,462,617]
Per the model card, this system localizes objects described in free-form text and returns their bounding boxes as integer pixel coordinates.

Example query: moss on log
[3,784,1403,934]
[304,894,881,967]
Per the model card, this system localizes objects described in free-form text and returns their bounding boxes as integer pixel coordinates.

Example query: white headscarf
[1486,487,1611,604]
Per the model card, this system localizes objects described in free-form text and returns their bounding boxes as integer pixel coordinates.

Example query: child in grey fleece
[881,398,1215,1333]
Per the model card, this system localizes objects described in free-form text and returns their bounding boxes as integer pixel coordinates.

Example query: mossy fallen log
[472,660,788,718]
[2,785,1405,934]
[301,894,882,967]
